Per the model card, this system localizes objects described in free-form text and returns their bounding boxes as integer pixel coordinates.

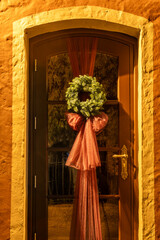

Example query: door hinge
[35,59,38,72]
[34,116,37,130]
[130,146,132,158]
[34,175,37,189]
[34,232,36,240]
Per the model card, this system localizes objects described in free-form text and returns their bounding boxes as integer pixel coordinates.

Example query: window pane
[97,105,119,147]
[48,54,73,101]
[100,199,119,240]
[48,203,73,240]
[48,151,76,200]
[94,53,118,100]
[97,151,119,195]
[48,199,119,240]
[48,52,118,101]
[48,104,76,148]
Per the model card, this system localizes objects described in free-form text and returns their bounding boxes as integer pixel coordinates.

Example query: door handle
[112,145,128,180]
[112,154,128,158]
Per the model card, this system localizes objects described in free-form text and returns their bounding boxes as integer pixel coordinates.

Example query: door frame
[29,29,138,240]
[11,7,155,240]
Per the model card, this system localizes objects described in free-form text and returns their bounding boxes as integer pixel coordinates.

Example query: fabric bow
[65,112,108,170]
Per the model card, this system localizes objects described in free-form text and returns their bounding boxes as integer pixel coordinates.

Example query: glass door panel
[48,53,73,101]
[47,53,76,240]
[47,51,119,240]
[100,198,119,240]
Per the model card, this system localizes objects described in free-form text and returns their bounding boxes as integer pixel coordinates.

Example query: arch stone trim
[11,6,154,240]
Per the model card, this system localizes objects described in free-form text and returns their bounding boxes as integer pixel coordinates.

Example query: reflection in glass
[48,104,76,148]
[48,199,118,240]
[48,54,73,101]
[94,53,118,100]
[48,151,77,203]
[48,203,72,240]
[100,199,119,240]
[97,105,119,147]
[47,52,118,101]
[97,151,119,195]
[48,199,119,240]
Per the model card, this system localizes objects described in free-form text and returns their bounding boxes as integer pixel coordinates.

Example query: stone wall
[0,1,160,240]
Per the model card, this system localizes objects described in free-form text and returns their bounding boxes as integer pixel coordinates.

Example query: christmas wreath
[65,75,106,118]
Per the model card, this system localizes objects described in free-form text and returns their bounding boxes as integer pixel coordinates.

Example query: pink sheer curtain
[66,37,103,240]
[67,37,97,76]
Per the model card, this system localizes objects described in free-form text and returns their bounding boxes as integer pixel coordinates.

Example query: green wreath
[65,75,106,118]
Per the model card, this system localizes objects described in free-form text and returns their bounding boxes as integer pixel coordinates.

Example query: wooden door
[29,29,138,240]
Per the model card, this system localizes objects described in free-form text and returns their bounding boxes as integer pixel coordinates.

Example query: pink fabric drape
[67,37,97,76]
[66,37,108,240]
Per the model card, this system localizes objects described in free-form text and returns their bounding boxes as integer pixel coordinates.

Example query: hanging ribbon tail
[70,169,102,240]
[65,112,108,240]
